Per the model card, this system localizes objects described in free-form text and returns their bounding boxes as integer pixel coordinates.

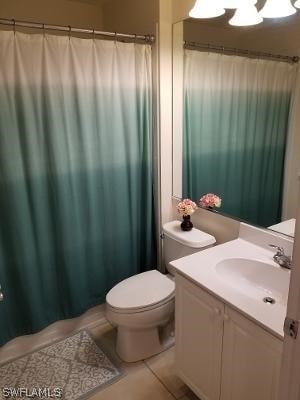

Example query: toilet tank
[163,220,216,275]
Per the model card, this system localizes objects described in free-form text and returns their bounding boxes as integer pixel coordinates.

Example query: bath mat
[0,330,124,399]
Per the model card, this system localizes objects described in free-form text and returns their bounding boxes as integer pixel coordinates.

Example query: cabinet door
[221,307,283,400]
[175,274,224,400]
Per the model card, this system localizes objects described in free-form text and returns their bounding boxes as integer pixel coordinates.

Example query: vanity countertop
[170,238,291,339]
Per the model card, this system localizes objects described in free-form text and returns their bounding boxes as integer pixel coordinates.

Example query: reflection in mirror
[173,13,300,238]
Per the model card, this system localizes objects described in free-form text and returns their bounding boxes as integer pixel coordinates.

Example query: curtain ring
[114,32,117,43]
[68,25,71,41]
[43,23,45,38]
[12,19,16,35]
[93,28,95,42]
[134,33,137,44]
[222,46,225,55]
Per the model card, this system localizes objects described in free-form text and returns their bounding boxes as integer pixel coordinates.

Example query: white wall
[172,0,194,22]
[157,0,173,228]
[0,0,104,29]
[278,182,300,400]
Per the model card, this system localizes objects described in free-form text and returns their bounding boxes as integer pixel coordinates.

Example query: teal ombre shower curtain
[0,31,155,345]
[183,50,296,226]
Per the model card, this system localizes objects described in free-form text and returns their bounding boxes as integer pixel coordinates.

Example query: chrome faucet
[269,245,292,270]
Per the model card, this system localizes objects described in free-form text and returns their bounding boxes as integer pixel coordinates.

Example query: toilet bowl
[106,220,216,362]
[106,270,175,362]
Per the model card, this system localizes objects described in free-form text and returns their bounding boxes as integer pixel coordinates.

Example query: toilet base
[116,320,175,363]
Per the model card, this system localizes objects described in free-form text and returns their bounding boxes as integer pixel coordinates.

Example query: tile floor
[89,321,200,400]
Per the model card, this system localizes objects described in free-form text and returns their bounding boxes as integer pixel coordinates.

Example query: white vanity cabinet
[175,274,283,400]
[175,274,224,400]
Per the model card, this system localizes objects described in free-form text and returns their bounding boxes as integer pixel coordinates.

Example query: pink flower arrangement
[177,198,197,216]
[199,193,222,209]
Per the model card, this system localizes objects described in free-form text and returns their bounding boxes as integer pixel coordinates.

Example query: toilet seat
[106,270,175,313]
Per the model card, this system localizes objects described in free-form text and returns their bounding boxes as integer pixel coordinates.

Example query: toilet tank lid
[163,220,216,248]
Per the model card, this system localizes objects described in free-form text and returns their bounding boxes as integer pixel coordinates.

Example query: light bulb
[259,0,296,18]
[189,0,225,19]
[294,0,300,8]
[229,3,263,26]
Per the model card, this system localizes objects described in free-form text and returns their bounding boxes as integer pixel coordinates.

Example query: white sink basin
[170,234,294,337]
[216,258,290,304]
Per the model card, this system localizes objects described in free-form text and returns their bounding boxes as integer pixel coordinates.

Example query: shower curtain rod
[0,18,155,43]
[184,40,299,64]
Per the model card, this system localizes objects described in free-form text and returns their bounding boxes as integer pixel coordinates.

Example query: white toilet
[106,220,216,362]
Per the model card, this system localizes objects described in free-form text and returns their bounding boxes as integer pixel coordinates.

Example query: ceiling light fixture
[189,0,225,19]
[259,0,296,18]
[229,2,263,26]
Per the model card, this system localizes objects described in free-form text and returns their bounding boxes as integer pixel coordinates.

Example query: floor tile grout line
[142,360,178,399]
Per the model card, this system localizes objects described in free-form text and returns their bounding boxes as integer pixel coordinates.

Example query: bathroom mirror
[172,12,300,238]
